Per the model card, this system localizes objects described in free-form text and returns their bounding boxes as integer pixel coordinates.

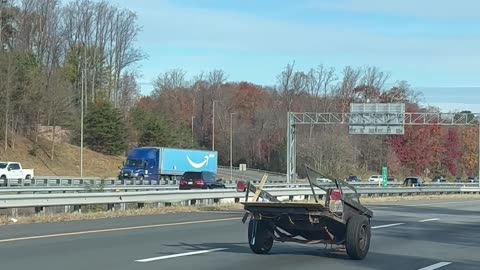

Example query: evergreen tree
[136,112,195,149]
[139,116,172,147]
[84,100,127,155]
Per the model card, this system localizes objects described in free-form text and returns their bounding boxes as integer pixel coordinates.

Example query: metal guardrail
[0,186,478,209]
[1,181,479,194]
[218,165,287,177]
[2,174,478,187]
[0,177,290,187]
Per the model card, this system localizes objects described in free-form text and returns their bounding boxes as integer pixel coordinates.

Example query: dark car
[346,175,361,182]
[467,176,477,183]
[179,171,226,190]
[432,176,447,183]
[403,176,425,187]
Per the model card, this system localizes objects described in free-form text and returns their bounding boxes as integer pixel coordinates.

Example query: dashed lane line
[0,217,240,244]
[418,262,452,270]
[419,218,440,223]
[135,248,229,263]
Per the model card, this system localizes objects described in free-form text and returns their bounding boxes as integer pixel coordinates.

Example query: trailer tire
[248,218,273,254]
[345,214,371,260]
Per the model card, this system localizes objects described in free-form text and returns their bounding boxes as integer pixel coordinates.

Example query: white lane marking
[0,217,240,244]
[418,262,452,270]
[409,200,480,207]
[372,223,405,229]
[419,218,440,223]
[135,248,228,262]
[369,199,480,209]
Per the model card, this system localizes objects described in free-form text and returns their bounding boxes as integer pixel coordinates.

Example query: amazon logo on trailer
[186,154,216,169]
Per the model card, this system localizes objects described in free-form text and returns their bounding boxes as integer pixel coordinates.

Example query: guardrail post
[11,208,18,218]
[64,206,71,213]
[73,205,82,213]
[120,203,126,211]
[35,206,45,213]
[107,204,115,211]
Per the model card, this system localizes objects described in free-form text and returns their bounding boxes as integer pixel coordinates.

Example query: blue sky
[106,0,480,112]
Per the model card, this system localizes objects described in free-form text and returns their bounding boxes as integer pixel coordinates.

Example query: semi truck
[118,147,218,181]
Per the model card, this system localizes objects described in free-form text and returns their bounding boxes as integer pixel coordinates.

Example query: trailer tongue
[241,164,374,260]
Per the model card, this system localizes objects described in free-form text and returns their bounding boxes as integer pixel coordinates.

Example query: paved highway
[0,198,479,270]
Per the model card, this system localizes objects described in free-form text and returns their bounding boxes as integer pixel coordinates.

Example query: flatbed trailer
[241,165,374,260]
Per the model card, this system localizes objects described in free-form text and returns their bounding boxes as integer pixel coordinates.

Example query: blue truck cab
[118,147,218,182]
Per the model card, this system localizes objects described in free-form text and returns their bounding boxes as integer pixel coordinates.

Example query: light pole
[212,100,218,151]
[230,112,236,181]
[80,46,87,177]
[80,54,84,177]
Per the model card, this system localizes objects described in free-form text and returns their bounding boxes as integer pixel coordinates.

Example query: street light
[230,112,236,181]
[80,46,88,177]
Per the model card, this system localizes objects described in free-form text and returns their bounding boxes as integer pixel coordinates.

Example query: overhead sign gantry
[287,103,480,184]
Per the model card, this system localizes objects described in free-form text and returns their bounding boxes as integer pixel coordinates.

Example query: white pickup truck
[0,162,35,185]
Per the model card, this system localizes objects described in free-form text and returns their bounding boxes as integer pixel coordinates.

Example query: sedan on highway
[179,171,226,190]
[346,175,361,182]
[403,176,425,187]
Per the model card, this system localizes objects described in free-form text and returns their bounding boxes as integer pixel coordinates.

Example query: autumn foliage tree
[388,125,444,175]
[461,127,478,177]
[443,129,462,176]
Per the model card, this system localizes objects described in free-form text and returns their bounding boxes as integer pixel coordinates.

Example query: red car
[179,171,226,190]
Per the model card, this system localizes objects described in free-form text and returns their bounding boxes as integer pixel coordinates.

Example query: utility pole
[212,100,218,151]
[230,112,236,181]
[191,116,195,143]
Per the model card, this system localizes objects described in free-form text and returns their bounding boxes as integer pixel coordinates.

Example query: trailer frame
[241,164,374,260]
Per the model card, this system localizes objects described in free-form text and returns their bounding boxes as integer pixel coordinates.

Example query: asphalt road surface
[0,198,479,270]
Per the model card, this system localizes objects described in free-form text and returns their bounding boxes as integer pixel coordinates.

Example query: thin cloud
[423,102,480,113]
[110,0,480,93]
[308,0,480,20]
[137,1,480,57]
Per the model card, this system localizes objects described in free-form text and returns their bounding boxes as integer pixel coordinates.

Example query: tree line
[0,1,477,180]
[0,0,144,159]
[141,64,478,180]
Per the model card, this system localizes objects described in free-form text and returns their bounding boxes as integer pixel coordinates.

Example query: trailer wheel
[345,215,371,260]
[248,218,273,254]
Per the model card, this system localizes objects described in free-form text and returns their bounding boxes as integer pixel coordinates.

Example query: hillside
[0,136,124,177]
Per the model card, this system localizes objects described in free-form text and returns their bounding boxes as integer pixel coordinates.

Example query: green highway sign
[382,166,388,187]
